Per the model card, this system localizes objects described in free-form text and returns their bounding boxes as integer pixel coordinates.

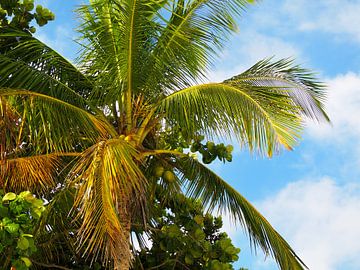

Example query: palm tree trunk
[0,97,6,161]
[115,193,132,270]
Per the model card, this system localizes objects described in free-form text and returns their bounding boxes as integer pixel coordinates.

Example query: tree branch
[31,260,72,270]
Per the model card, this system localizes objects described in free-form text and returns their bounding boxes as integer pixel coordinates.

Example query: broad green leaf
[5,223,20,234]
[185,254,194,265]
[32,198,44,208]
[21,257,32,267]
[0,205,9,217]
[17,237,30,250]
[2,192,17,202]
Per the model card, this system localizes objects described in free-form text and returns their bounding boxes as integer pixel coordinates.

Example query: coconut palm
[0,0,328,269]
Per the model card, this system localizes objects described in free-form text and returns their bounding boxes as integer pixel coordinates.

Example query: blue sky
[35,1,360,269]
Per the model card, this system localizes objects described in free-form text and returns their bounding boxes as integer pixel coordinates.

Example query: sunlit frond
[159,59,329,156]
[175,156,307,270]
[0,29,93,108]
[77,0,154,108]
[144,0,253,92]
[68,138,146,267]
[227,58,329,121]
[160,81,302,156]
[0,154,62,193]
[0,88,116,152]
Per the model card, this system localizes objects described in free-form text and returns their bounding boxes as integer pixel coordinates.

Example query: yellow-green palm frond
[175,156,307,270]
[68,138,146,266]
[144,0,254,92]
[77,0,155,105]
[0,154,62,193]
[0,29,93,109]
[0,88,116,153]
[159,59,328,156]
[227,58,329,121]
[160,82,301,156]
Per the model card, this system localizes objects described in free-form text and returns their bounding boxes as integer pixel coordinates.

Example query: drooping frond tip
[176,156,308,269]
[159,58,329,156]
[227,58,330,122]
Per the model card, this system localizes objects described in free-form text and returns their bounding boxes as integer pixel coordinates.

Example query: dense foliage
[0,191,45,270]
[133,193,242,270]
[30,191,246,269]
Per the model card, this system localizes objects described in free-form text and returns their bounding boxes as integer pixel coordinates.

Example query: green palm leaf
[77,1,153,105]
[0,89,115,152]
[35,188,80,265]
[227,58,329,121]
[159,59,328,156]
[160,81,301,156]
[175,156,307,270]
[145,0,253,91]
[0,29,93,108]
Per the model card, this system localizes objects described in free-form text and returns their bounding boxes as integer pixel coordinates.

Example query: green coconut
[162,170,176,183]
[154,166,165,178]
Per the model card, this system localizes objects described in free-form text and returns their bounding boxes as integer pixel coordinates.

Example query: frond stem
[6,152,81,163]
[140,150,187,158]
[102,4,124,134]
[136,107,157,144]
[125,0,139,132]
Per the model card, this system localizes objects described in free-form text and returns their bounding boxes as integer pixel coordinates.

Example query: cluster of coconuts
[153,165,176,183]
[190,140,233,164]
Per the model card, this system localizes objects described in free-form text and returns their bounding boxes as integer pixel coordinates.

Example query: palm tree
[0,0,328,269]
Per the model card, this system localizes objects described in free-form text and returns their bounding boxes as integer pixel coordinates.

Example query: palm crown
[0,0,328,269]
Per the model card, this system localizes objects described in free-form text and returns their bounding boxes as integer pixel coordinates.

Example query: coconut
[162,170,176,183]
[154,166,165,178]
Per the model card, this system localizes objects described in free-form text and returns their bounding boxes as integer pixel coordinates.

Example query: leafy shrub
[133,193,242,269]
[0,190,45,270]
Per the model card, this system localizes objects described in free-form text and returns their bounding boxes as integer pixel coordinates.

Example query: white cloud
[208,31,301,82]
[257,178,360,270]
[281,0,360,43]
[306,72,360,157]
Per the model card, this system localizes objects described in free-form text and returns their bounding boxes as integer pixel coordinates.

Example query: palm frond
[0,154,62,193]
[159,82,302,156]
[159,59,328,156]
[227,58,329,121]
[144,0,252,92]
[0,29,93,108]
[175,156,307,270]
[35,188,79,266]
[77,0,153,109]
[0,88,116,153]
[68,138,146,266]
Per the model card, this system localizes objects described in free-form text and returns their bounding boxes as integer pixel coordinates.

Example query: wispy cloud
[257,178,360,270]
[257,0,360,42]
[207,30,301,82]
[35,25,79,61]
[279,0,360,43]
[306,72,360,164]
